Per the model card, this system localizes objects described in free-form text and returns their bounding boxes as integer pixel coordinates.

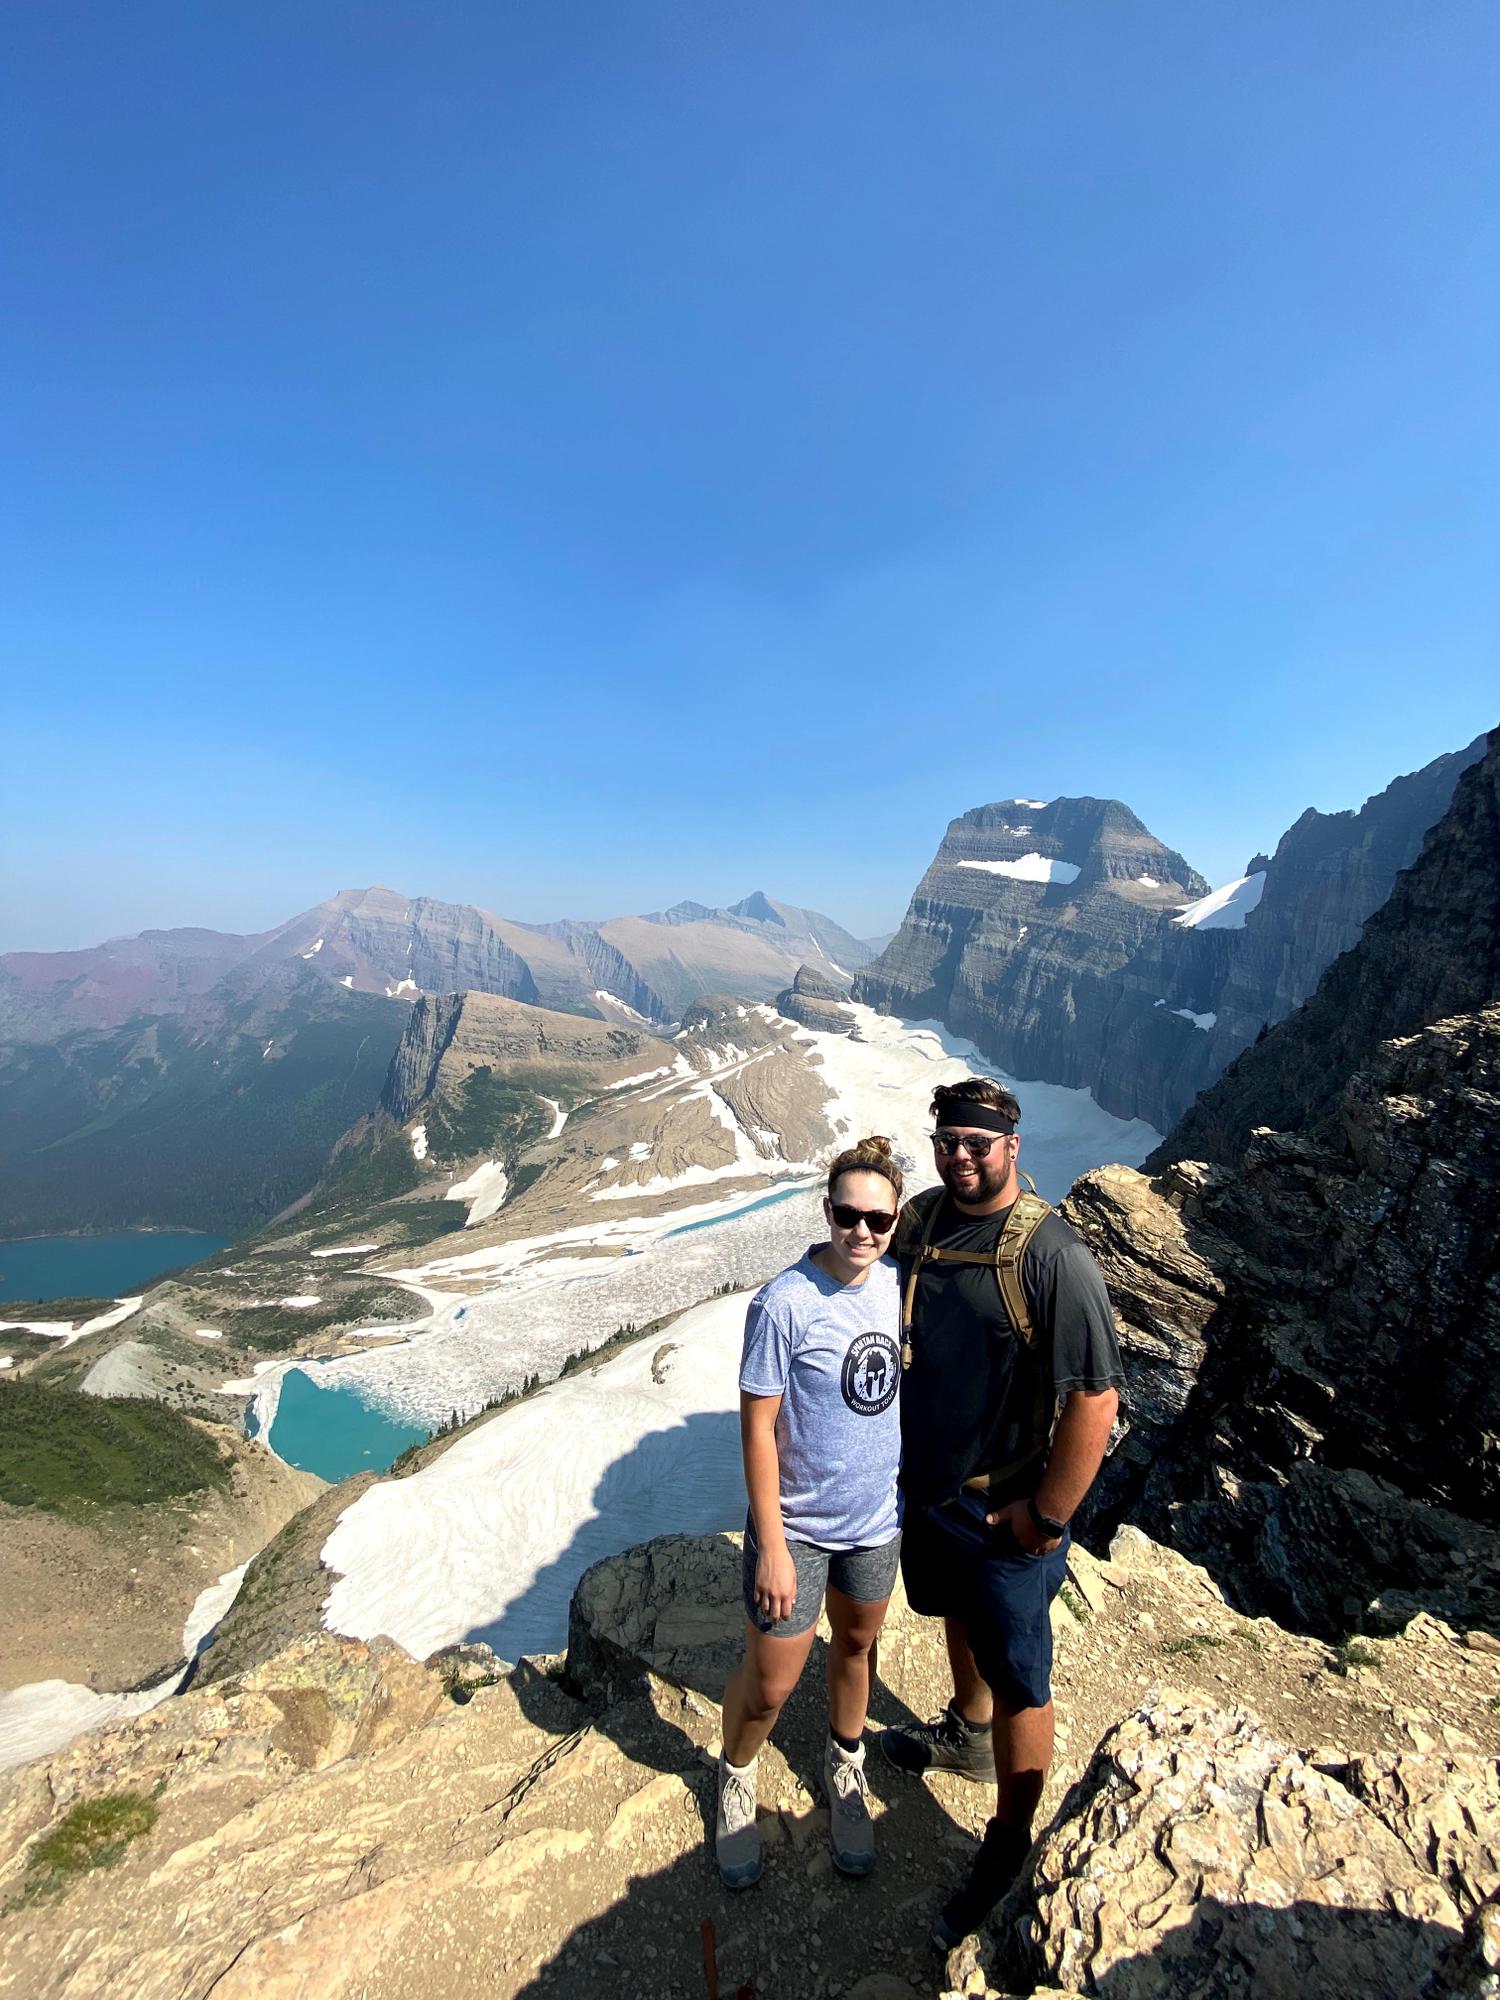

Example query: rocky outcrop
[1071,1005,1500,1638]
[977,1699,1498,1998]
[7,1525,1500,2000]
[566,1531,744,1704]
[774,960,855,1034]
[1156,726,1499,1168]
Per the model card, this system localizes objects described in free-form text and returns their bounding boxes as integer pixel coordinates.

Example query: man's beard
[938,1152,1012,1207]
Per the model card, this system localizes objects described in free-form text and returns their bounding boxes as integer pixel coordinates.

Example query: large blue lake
[267,1367,431,1483]
[0,1232,230,1304]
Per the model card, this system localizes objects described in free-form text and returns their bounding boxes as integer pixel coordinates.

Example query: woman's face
[823,1168,898,1275]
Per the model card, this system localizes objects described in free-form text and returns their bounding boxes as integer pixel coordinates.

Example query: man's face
[932,1124,1019,1206]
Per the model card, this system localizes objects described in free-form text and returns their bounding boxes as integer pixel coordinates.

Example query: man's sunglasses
[829,1202,897,1234]
[931,1131,1013,1159]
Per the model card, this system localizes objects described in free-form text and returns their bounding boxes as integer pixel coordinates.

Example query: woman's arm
[741,1390,798,1623]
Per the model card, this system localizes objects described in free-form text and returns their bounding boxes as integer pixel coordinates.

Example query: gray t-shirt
[739,1249,902,1550]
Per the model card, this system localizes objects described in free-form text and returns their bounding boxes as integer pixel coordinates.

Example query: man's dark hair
[930,1077,1021,1127]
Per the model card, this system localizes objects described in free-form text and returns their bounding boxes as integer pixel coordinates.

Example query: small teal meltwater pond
[266,1367,431,1483]
[663,1184,809,1237]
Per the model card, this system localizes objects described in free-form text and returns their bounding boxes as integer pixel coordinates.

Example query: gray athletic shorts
[742,1515,902,1638]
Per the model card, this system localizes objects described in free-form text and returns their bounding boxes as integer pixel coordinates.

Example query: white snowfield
[273,1006,1160,1436]
[410,1123,429,1161]
[539,1097,568,1139]
[958,854,1081,886]
[310,1244,382,1257]
[445,1161,508,1227]
[1012,798,1050,809]
[340,974,355,989]
[1138,875,1160,887]
[321,1293,750,1662]
[301,937,324,958]
[1172,1008,1217,1031]
[0,1561,249,1774]
[0,1297,143,1350]
[1173,871,1267,930]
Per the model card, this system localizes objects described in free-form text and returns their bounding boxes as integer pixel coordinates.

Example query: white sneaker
[716,1753,763,1889]
[823,1736,875,1876]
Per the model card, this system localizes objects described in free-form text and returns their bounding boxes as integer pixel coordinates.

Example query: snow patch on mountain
[1171,1008,1218,1030]
[301,937,324,958]
[1173,872,1267,930]
[445,1161,508,1227]
[410,1124,428,1161]
[958,855,1082,885]
[539,1096,567,1139]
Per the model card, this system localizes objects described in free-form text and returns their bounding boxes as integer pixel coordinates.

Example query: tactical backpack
[894,1176,1057,1492]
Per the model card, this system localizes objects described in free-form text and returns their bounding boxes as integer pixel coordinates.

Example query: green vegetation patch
[1330,1636,1382,1676]
[1058,1582,1091,1623]
[426,1063,581,1163]
[0,1297,114,1323]
[0,1330,62,1366]
[25,1793,158,1900]
[0,1381,231,1514]
[1161,1633,1227,1659]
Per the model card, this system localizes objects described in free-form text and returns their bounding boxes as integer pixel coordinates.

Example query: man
[881,1076,1123,1949]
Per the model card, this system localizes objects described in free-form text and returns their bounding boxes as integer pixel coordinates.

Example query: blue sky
[4,1,1496,950]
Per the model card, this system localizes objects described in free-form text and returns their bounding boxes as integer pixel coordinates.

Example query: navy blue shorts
[900,1499,1070,1711]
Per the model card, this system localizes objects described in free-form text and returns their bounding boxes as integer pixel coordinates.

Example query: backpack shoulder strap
[897,1187,947,1364]
[993,1177,1052,1346]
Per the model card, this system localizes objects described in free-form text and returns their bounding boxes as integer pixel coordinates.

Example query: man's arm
[989,1386,1118,1554]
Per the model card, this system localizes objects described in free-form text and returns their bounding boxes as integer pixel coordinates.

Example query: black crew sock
[952,1700,992,1735]
[829,1726,862,1754]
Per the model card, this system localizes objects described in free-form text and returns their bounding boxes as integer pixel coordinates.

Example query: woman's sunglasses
[829,1202,897,1234]
[931,1131,1012,1159]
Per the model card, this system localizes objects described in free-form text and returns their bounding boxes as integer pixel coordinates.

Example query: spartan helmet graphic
[858,1349,889,1401]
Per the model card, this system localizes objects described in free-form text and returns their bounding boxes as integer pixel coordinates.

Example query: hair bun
[855,1134,893,1160]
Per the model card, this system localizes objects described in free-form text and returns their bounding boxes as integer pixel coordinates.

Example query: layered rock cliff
[855,796,1209,1125]
[858,743,1484,1136]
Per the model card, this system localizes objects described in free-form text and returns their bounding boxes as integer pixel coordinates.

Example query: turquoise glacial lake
[0,1232,230,1304]
[267,1367,431,1483]
[664,1184,807,1237]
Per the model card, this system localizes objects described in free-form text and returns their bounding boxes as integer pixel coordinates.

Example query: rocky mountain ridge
[1155,725,1500,1168]
[856,740,1485,1134]
[0,883,872,1240]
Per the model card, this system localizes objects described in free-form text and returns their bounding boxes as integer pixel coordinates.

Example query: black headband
[932,1103,1016,1135]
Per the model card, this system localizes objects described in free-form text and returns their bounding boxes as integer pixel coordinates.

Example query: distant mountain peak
[727,891,786,928]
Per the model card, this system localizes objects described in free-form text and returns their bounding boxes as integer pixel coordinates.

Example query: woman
[716,1136,904,1889]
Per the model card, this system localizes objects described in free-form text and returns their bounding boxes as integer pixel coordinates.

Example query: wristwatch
[1027,1495,1067,1540]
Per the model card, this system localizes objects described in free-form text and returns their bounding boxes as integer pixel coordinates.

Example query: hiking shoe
[880,1701,994,1783]
[931,1817,1033,1950]
[715,1753,763,1890]
[822,1736,876,1877]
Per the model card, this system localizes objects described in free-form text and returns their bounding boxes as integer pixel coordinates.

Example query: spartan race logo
[841,1331,901,1416]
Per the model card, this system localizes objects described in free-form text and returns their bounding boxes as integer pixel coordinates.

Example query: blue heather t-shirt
[739,1249,902,1550]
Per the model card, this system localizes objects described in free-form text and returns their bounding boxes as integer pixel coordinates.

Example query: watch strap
[1028,1494,1067,1540]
